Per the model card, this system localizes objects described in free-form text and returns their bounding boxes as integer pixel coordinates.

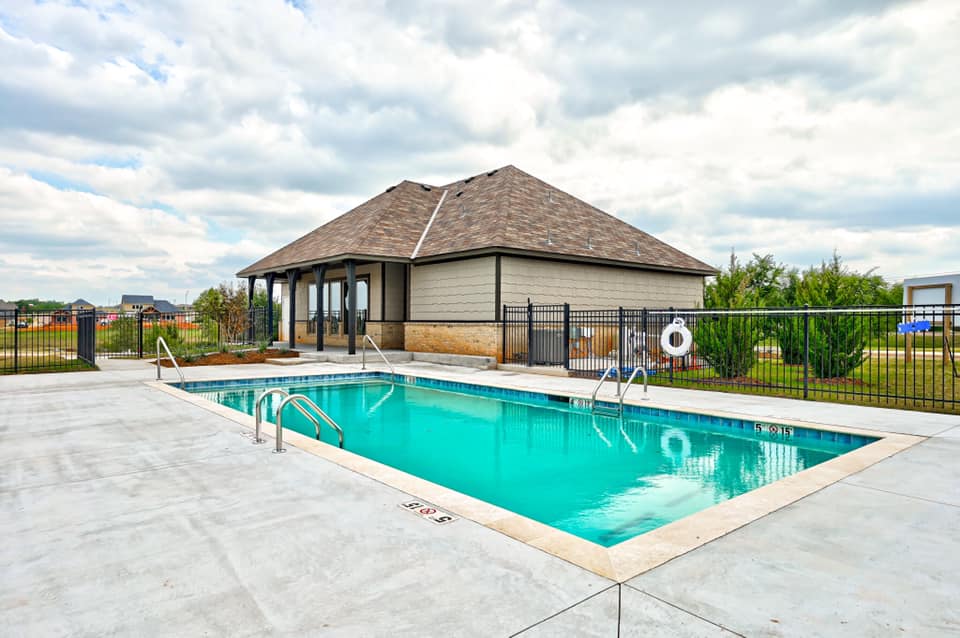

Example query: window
[313,276,369,320]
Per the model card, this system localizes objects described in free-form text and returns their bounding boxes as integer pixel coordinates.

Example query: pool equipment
[660,318,692,357]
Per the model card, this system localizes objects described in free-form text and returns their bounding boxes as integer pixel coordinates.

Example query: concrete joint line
[508,583,620,637]
[622,584,746,637]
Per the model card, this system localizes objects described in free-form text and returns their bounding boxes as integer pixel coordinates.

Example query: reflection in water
[199,381,855,547]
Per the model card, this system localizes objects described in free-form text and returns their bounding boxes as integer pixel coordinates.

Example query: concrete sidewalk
[2,360,959,636]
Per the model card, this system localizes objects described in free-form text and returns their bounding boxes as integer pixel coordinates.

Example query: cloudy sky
[1,0,958,305]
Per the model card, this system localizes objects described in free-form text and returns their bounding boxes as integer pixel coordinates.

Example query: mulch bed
[158,349,299,367]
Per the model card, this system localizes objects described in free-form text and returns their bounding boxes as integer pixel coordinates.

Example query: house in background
[0,300,15,328]
[120,295,154,312]
[142,299,180,321]
[237,165,715,360]
[120,295,180,320]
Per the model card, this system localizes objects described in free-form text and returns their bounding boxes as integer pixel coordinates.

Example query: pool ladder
[254,389,344,453]
[591,363,649,417]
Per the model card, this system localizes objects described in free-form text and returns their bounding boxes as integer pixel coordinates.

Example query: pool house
[237,165,715,358]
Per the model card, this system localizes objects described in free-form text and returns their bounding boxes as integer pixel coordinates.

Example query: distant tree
[15,298,65,311]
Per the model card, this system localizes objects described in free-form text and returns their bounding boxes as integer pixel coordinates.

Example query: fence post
[501,304,507,364]
[137,312,144,359]
[217,321,222,348]
[13,308,19,374]
[642,307,648,368]
[526,299,534,367]
[668,307,675,383]
[618,306,624,379]
[803,304,810,400]
[562,303,570,369]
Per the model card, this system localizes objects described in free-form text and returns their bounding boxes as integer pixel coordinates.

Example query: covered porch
[246,258,407,354]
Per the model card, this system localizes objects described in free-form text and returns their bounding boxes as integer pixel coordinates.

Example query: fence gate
[77,310,96,365]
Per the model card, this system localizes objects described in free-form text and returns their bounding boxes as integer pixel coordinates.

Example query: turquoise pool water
[192,375,871,547]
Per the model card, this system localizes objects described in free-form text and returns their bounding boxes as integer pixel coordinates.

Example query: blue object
[191,374,869,547]
[898,320,931,334]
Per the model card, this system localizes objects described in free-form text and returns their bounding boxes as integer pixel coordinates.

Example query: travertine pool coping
[148,369,922,582]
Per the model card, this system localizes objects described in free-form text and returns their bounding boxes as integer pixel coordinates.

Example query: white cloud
[0,0,958,304]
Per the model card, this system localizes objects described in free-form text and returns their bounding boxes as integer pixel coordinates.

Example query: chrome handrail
[253,388,322,445]
[275,394,344,453]
[620,365,649,412]
[156,336,184,389]
[591,365,618,408]
[362,334,396,381]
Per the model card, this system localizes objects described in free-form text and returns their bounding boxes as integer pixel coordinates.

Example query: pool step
[592,405,623,418]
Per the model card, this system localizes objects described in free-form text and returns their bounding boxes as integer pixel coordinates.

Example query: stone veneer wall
[293,321,405,350]
[403,322,502,361]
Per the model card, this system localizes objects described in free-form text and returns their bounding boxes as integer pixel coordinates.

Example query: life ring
[660,318,692,357]
[660,428,691,463]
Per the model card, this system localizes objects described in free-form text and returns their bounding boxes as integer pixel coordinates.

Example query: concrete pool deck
[2,360,959,636]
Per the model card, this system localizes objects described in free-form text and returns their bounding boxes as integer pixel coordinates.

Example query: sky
[0,0,958,305]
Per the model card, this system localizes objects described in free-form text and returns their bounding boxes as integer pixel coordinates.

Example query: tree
[190,282,250,345]
[696,252,765,378]
[795,253,870,378]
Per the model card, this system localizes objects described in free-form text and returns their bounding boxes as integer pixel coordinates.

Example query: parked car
[16,320,28,328]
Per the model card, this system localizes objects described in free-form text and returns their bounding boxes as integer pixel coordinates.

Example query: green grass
[647,353,960,414]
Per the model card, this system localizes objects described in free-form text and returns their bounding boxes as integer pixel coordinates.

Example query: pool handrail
[253,388,322,446]
[620,365,649,411]
[275,393,344,453]
[591,365,619,409]
[361,334,396,382]
[156,336,184,389]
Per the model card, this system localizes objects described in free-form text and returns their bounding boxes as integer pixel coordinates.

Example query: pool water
[194,378,868,547]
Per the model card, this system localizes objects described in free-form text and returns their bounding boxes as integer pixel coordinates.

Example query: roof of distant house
[238,165,716,277]
[151,299,179,314]
[0,301,16,312]
[63,298,94,309]
[121,294,154,305]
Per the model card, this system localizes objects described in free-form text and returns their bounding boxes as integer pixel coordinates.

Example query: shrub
[774,316,805,365]
[257,341,269,354]
[234,350,246,359]
[697,253,764,378]
[796,254,869,378]
[695,315,763,378]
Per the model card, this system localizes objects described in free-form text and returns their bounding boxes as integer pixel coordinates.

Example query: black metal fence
[504,302,960,413]
[1,307,275,374]
[0,309,98,374]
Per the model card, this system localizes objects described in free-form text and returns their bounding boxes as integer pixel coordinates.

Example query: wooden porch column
[286,268,301,350]
[345,259,357,354]
[312,263,327,351]
[265,273,276,343]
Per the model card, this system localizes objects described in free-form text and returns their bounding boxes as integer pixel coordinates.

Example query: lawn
[648,351,960,415]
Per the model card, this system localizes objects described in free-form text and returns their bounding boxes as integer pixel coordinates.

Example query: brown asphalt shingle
[237,165,715,276]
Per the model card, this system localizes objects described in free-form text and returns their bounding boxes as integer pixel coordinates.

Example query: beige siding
[383,262,405,321]
[500,256,704,309]
[410,256,496,320]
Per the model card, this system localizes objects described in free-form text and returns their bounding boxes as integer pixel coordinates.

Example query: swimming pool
[185,373,875,547]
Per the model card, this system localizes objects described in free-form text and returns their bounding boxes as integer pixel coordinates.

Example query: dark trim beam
[286,268,301,350]
[345,259,357,354]
[247,275,256,342]
[312,263,327,352]
[494,255,501,321]
[265,273,276,343]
